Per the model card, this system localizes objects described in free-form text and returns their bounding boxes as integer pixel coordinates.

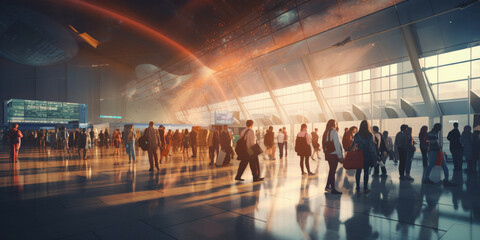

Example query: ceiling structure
[1,0,480,125]
[1,0,276,68]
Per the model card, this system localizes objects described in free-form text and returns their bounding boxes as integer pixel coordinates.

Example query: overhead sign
[214,111,234,125]
[100,115,122,119]
[6,99,87,124]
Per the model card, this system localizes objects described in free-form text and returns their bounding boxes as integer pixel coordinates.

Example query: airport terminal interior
[1,0,480,239]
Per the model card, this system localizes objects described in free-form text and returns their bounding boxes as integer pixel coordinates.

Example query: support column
[400,25,436,117]
[401,25,443,144]
[260,70,291,124]
[301,55,337,120]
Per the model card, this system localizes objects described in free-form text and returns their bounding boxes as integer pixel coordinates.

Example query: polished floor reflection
[1,145,479,240]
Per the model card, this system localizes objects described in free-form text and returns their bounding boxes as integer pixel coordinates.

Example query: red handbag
[343,149,364,169]
[435,151,444,166]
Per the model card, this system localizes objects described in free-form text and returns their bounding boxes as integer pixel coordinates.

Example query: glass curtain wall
[167,0,480,152]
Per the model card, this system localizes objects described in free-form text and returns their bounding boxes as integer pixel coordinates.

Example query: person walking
[78,128,90,160]
[383,131,394,161]
[295,123,314,176]
[372,126,387,177]
[38,129,46,149]
[264,126,275,160]
[220,125,234,165]
[460,125,473,173]
[472,130,480,173]
[277,128,285,159]
[124,126,136,163]
[423,123,455,186]
[59,127,69,153]
[112,129,122,156]
[447,122,463,171]
[322,119,343,194]
[395,124,408,179]
[235,120,263,182]
[311,128,321,160]
[89,129,95,147]
[144,121,160,171]
[418,126,429,170]
[190,128,198,158]
[158,125,166,163]
[172,130,180,152]
[104,129,110,149]
[98,130,104,148]
[283,127,288,157]
[348,120,378,194]
[163,130,173,160]
[182,129,190,156]
[207,126,219,166]
[404,127,416,180]
[7,124,23,162]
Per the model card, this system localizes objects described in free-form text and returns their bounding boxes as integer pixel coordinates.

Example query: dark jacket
[447,128,462,150]
[144,126,160,150]
[220,131,231,149]
[264,130,274,148]
[351,134,378,166]
[419,131,428,149]
[190,130,197,145]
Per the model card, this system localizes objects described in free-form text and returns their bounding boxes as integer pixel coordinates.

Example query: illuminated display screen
[6,99,87,124]
[214,111,234,125]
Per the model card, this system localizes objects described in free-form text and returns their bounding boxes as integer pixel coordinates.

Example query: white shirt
[327,128,343,159]
[277,132,285,143]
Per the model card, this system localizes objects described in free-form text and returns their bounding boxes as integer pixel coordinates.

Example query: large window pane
[473,45,480,59]
[438,48,470,65]
[401,87,422,102]
[438,62,470,82]
[424,55,438,68]
[471,79,480,93]
[472,60,480,78]
[424,68,438,84]
[401,73,417,88]
[362,81,370,94]
[372,78,381,92]
[438,81,468,100]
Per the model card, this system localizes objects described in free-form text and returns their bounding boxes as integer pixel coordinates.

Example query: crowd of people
[3,119,480,191]
[255,120,480,193]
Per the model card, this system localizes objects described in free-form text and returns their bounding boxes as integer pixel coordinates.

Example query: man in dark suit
[220,125,233,165]
[190,128,198,158]
[144,121,160,171]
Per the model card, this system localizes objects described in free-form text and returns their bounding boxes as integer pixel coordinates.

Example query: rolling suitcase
[216,150,227,166]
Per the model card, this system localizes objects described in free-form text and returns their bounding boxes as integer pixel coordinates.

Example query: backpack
[9,130,19,145]
[139,128,149,151]
[295,132,311,156]
[235,129,250,160]
[356,134,377,165]
[138,135,148,151]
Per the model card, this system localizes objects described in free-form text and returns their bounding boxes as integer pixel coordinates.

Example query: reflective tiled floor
[1,145,479,240]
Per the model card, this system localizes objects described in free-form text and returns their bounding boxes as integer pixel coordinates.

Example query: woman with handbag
[348,120,378,194]
[295,123,314,176]
[322,119,343,194]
